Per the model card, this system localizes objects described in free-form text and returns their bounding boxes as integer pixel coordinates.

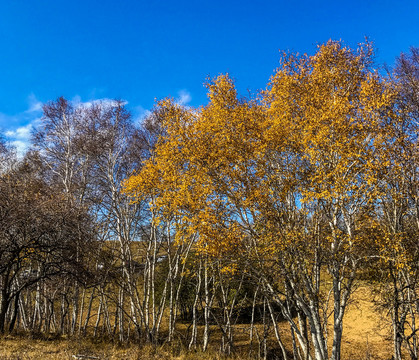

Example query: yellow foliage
[122,40,398,265]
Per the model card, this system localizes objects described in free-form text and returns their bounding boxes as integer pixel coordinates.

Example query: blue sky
[1,0,418,154]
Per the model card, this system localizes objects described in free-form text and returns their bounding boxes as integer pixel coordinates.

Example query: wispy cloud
[177,90,192,105]
[2,95,135,157]
[71,95,128,108]
[131,90,192,125]
[132,105,152,124]
[26,93,43,113]
[1,94,43,157]
[5,123,33,139]
[4,120,40,157]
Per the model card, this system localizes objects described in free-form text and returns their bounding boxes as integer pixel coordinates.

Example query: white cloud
[4,120,40,157]
[1,94,44,157]
[71,95,82,105]
[2,94,130,157]
[71,96,128,108]
[5,123,33,139]
[177,90,192,105]
[26,93,43,113]
[10,140,28,156]
[0,94,43,129]
[130,90,192,126]
[132,105,151,124]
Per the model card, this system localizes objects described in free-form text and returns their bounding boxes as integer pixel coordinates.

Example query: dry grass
[0,336,138,360]
[340,286,391,359]
[0,336,249,360]
[0,286,394,359]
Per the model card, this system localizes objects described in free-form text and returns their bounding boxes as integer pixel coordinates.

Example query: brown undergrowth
[0,286,393,359]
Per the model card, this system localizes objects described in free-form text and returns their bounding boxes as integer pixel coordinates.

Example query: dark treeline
[0,42,418,360]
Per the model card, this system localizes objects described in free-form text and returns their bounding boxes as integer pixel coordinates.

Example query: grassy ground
[0,286,393,359]
[340,286,391,359]
[0,337,249,360]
